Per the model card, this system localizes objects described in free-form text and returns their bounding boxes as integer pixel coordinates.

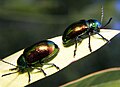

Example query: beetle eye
[89,23,96,28]
[92,22,101,29]
[92,23,96,28]
[96,22,101,28]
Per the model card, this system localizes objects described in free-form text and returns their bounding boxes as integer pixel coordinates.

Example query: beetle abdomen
[62,20,88,47]
[23,40,59,64]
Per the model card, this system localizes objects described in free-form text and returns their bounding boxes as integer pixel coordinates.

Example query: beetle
[62,18,112,57]
[0,40,59,82]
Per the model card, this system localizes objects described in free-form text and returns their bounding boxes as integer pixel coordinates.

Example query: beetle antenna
[100,0,104,25]
[0,59,17,67]
[2,71,19,77]
[102,17,112,28]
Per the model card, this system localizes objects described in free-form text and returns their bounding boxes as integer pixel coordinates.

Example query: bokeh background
[0,0,119,58]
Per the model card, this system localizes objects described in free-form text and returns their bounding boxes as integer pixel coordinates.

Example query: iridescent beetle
[1,40,59,82]
[62,3,112,57]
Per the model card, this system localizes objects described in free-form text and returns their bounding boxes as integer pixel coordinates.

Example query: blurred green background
[0,0,119,59]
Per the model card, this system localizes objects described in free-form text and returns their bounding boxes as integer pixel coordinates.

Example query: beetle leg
[31,66,46,76]
[51,63,59,70]
[25,65,31,83]
[74,36,79,57]
[9,67,18,71]
[27,70,31,83]
[93,30,110,42]
[74,36,83,57]
[42,63,59,70]
[36,67,46,76]
[38,68,46,76]
[0,59,16,67]
[88,33,92,52]
[74,39,77,58]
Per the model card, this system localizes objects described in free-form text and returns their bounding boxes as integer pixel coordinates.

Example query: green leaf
[62,68,120,87]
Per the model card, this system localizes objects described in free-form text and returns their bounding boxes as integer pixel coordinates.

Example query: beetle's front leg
[93,30,110,42]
